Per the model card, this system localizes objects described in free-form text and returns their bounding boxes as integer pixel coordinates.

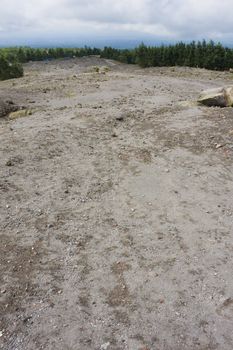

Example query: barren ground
[0,57,233,350]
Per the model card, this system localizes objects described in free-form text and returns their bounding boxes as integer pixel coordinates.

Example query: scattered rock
[5,159,13,166]
[116,115,124,121]
[198,86,233,107]
[0,98,18,118]
[8,109,32,120]
[23,316,32,323]
[91,66,100,73]
[215,143,224,149]
[5,156,23,166]
[102,66,110,72]
[42,88,50,93]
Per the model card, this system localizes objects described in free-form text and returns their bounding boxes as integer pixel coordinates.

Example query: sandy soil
[0,57,233,350]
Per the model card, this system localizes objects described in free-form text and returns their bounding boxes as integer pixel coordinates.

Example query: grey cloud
[0,0,233,46]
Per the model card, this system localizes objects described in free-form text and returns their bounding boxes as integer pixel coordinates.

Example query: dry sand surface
[0,57,233,350]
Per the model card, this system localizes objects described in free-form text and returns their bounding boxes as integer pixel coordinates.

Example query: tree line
[1,41,233,81]
[100,41,233,70]
[0,46,101,80]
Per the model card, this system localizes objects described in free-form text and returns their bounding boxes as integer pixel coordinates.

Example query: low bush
[0,55,23,81]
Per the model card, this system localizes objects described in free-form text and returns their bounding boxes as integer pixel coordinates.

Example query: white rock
[100,342,110,350]
[198,86,233,107]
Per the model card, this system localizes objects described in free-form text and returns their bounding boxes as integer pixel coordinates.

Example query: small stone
[100,342,110,350]
[116,115,124,121]
[5,160,13,166]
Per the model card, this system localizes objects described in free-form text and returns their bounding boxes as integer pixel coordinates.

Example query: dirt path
[0,57,233,350]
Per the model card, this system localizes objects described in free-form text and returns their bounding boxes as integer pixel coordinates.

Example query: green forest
[0,46,101,80]
[1,41,233,81]
[101,41,233,70]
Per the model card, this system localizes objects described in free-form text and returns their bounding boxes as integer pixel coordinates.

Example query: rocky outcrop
[0,99,18,118]
[198,86,233,107]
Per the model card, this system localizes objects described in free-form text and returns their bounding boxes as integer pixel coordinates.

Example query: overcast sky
[1,0,233,47]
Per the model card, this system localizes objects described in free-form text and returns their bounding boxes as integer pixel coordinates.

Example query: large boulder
[225,87,233,106]
[198,86,233,107]
[0,98,18,118]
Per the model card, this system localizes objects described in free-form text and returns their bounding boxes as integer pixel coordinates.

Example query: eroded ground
[0,57,233,350]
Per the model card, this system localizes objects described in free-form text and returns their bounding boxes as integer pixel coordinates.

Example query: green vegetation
[0,46,101,80]
[101,41,233,71]
[0,41,233,81]
[0,54,23,80]
[0,46,101,63]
